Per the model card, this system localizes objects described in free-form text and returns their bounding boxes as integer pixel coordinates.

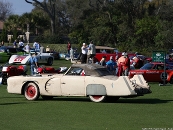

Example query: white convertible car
[7,64,151,102]
[8,52,54,66]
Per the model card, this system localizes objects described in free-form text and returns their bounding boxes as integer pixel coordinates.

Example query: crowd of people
[67,40,131,76]
[12,39,48,54]
[98,52,131,76]
[67,41,96,64]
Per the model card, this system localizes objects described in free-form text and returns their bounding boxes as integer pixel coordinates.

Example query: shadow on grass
[116,98,173,104]
[0,102,30,105]
[0,96,24,99]
[38,97,173,104]
[38,97,90,102]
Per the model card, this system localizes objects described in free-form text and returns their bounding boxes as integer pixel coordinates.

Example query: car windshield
[140,63,154,70]
[65,66,112,76]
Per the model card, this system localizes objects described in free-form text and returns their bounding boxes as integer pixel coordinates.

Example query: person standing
[106,56,117,75]
[67,42,71,54]
[13,40,17,48]
[70,47,74,62]
[24,43,30,53]
[18,40,24,49]
[36,42,40,52]
[40,45,44,53]
[117,52,126,76]
[122,53,130,76]
[81,43,88,64]
[87,41,96,63]
[33,41,39,51]
[1,41,4,46]
[29,52,39,75]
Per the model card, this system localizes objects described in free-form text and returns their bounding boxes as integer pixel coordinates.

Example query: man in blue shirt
[29,52,38,75]
[106,56,117,75]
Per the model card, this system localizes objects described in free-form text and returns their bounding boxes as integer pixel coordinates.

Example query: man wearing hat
[29,52,39,75]
[123,53,130,76]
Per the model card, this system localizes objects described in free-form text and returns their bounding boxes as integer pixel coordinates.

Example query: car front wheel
[24,82,40,101]
[89,95,106,103]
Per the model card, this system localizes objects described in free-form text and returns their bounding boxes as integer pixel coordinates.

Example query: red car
[129,62,173,84]
[94,46,135,62]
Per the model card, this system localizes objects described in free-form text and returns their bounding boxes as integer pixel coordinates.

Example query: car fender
[86,84,106,95]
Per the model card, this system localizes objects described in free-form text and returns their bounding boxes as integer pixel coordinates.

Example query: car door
[145,64,164,82]
[141,64,160,82]
[61,67,85,96]
[36,54,45,63]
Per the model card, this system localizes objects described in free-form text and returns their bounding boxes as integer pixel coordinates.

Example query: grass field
[0,59,173,130]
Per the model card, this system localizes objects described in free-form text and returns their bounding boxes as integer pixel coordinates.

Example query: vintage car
[7,64,151,102]
[8,52,54,66]
[0,46,25,63]
[30,48,60,60]
[129,62,173,84]
[93,46,121,63]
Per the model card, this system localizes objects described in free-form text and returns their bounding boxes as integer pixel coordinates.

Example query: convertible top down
[7,64,151,102]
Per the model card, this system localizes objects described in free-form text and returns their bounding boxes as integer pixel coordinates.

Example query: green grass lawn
[0,59,173,130]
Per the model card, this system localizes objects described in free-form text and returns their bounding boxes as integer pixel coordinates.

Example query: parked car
[93,46,137,63]
[30,48,60,60]
[8,52,54,66]
[0,46,25,63]
[0,63,67,85]
[0,63,27,85]
[7,63,151,102]
[93,46,121,63]
[129,62,173,84]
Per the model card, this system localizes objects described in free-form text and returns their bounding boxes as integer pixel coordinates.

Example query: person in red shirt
[123,53,130,76]
[67,42,71,54]
[117,52,126,76]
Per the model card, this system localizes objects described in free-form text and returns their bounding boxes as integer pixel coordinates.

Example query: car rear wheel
[24,82,40,101]
[47,58,53,66]
[89,95,106,103]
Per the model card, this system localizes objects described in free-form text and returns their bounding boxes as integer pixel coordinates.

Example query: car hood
[9,55,30,64]
[102,75,119,80]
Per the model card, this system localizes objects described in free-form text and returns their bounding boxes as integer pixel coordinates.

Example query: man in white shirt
[87,41,96,63]
[81,43,88,63]
[24,43,30,53]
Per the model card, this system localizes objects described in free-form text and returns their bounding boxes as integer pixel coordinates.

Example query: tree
[25,0,56,35]
[0,0,12,21]
[3,15,20,33]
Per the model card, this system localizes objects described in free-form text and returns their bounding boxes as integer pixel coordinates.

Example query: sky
[8,0,35,15]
